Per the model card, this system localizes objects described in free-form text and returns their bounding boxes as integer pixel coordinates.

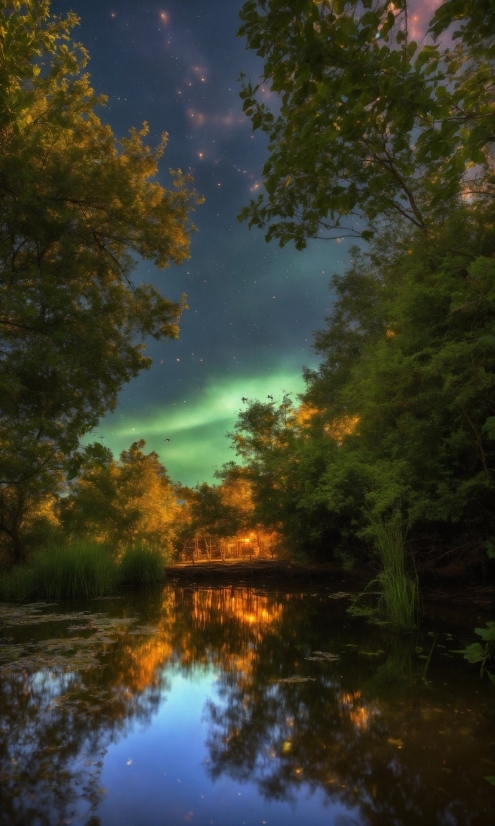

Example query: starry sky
[50,0,440,487]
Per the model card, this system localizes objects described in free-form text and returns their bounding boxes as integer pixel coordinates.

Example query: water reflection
[0,588,493,826]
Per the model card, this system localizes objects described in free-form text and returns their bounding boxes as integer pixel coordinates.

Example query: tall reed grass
[117,544,166,586]
[349,513,418,632]
[0,540,167,601]
[0,540,117,601]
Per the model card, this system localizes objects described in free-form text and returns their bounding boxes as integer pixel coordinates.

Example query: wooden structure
[178,532,276,563]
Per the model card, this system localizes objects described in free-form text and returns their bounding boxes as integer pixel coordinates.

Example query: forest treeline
[227,0,495,579]
[1,1,495,585]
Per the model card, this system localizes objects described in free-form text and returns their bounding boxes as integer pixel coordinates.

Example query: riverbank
[165,560,495,615]
[165,559,351,585]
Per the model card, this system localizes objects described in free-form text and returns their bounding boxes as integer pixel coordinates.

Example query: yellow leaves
[67,441,179,551]
[324,415,360,441]
[220,476,255,514]
[294,403,321,427]
[283,402,360,444]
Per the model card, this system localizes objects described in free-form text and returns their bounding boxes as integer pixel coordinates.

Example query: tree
[0,1,202,561]
[238,0,495,247]
[176,472,260,559]
[226,396,341,559]
[62,440,180,553]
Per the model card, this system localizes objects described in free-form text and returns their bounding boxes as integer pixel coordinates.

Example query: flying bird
[241,397,248,403]
[267,395,273,400]
[164,438,171,442]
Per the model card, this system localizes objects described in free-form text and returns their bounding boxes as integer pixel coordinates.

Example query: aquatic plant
[454,622,495,686]
[454,622,495,785]
[117,544,166,587]
[348,513,418,633]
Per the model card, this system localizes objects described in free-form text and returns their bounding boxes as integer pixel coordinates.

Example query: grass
[0,539,167,602]
[0,540,117,601]
[348,513,418,633]
[117,544,166,587]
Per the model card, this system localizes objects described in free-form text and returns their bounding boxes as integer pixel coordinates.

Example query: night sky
[50,0,437,487]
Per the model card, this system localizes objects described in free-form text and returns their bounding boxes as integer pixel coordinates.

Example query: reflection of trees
[0,592,172,826]
[1,588,493,826]
[196,591,494,826]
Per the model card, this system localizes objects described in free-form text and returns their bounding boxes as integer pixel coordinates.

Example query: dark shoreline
[165,559,348,584]
[164,559,495,609]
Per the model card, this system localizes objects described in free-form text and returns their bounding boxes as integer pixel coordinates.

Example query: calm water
[0,585,494,826]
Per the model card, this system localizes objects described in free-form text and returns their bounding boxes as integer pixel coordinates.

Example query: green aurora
[87,368,307,487]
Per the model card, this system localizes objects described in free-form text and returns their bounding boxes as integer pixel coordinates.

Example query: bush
[117,544,166,587]
[0,540,117,601]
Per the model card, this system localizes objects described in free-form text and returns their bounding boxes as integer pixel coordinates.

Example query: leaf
[452,642,486,664]
[475,622,495,642]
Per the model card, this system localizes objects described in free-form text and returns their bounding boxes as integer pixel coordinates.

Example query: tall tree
[238,0,495,247]
[0,1,201,561]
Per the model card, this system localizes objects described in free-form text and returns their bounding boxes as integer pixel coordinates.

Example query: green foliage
[188,482,239,539]
[0,538,169,600]
[454,621,495,684]
[62,440,179,553]
[226,394,336,558]
[238,0,495,246]
[0,562,34,601]
[348,513,418,632]
[0,539,117,600]
[225,204,495,568]
[0,1,201,563]
[117,544,166,587]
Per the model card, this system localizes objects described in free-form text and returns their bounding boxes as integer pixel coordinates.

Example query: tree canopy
[62,440,180,552]
[238,0,495,247]
[228,1,495,573]
[0,1,201,560]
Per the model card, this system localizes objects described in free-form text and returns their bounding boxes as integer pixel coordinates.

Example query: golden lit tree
[0,1,201,562]
[62,441,180,554]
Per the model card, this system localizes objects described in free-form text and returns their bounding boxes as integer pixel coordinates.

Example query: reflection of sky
[2,590,494,825]
[50,0,442,486]
[93,671,359,826]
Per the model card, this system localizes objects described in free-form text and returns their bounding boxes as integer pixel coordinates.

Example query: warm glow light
[339,690,377,731]
[324,415,360,441]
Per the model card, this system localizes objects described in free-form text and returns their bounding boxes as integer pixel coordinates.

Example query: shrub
[117,544,165,587]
